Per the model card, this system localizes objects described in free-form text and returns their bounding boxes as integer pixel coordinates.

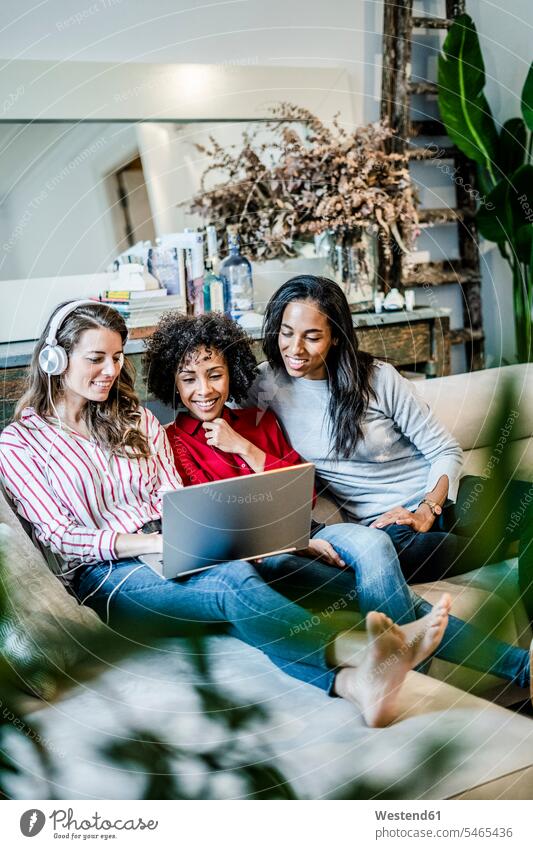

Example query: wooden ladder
[380,0,484,370]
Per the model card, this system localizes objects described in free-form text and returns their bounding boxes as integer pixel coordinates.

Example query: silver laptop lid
[161,463,315,578]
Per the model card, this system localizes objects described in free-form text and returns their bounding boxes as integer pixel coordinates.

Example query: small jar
[405,290,416,311]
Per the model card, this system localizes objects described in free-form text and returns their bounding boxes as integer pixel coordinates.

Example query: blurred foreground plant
[0,550,295,800]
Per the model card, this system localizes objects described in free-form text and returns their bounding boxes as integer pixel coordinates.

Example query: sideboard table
[0,307,451,431]
[351,306,451,377]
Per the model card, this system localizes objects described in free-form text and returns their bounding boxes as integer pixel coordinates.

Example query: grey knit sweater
[247,360,463,525]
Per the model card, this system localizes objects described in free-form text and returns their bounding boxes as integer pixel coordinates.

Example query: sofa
[1,363,533,800]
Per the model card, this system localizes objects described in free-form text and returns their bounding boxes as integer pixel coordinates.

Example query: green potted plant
[438,13,533,361]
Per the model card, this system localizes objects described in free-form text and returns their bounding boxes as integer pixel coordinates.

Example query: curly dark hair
[145,311,258,408]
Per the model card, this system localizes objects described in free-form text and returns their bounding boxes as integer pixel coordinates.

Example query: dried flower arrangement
[187,103,419,263]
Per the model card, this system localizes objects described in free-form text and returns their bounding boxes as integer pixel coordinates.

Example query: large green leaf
[507,165,533,265]
[475,162,493,198]
[477,164,533,251]
[521,61,533,131]
[508,163,533,227]
[496,118,527,178]
[476,178,511,244]
[515,225,533,265]
[438,14,499,179]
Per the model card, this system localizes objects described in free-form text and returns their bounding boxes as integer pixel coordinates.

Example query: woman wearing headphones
[0,299,452,728]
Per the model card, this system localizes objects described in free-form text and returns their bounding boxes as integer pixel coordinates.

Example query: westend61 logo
[19,807,159,838]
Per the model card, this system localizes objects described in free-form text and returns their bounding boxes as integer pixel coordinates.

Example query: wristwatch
[418,498,442,517]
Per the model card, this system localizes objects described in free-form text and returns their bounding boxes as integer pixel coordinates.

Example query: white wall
[0,1,365,85]
[136,121,255,236]
[0,123,139,280]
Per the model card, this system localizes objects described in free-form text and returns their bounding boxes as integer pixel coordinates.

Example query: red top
[165,406,303,487]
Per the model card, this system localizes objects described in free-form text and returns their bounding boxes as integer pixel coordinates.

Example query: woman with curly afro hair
[145,311,345,567]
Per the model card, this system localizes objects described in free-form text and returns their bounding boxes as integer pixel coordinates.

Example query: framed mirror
[0,62,354,342]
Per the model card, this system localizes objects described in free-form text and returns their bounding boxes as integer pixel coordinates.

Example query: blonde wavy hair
[16,301,151,459]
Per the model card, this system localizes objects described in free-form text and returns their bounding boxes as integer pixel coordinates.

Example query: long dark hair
[262,276,375,458]
[16,301,151,458]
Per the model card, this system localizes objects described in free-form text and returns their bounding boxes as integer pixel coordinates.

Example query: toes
[430,613,446,629]
[366,611,385,636]
[438,593,452,611]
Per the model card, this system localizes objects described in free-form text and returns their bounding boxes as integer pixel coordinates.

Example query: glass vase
[334,228,378,311]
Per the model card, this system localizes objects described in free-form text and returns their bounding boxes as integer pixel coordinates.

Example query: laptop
[140,463,315,579]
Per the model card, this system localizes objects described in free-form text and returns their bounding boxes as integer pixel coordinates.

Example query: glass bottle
[184,230,205,316]
[147,240,181,295]
[206,225,220,274]
[202,259,226,313]
[219,232,253,320]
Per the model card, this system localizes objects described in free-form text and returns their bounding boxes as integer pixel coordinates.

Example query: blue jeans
[73,557,338,693]
[256,523,530,690]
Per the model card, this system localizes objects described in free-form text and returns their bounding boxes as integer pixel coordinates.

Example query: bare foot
[333,600,450,727]
[331,593,452,670]
[399,593,452,668]
[334,612,411,727]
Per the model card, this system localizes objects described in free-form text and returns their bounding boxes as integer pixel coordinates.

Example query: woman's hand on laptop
[148,532,163,554]
[115,532,163,558]
[297,538,346,569]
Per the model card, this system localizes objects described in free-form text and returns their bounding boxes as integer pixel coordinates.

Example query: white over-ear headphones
[39,300,125,376]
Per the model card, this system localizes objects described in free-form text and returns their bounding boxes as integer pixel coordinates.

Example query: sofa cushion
[0,487,101,699]
[452,766,533,800]
[446,559,531,649]
[463,439,533,482]
[313,493,344,525]
[416,363,533,451]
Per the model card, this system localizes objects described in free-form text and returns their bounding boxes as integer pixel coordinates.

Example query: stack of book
[93,289,186,329]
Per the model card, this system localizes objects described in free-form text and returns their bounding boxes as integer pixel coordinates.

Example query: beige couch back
[314,363,533,523]
[415,363,533,481]
[415,363,533,449]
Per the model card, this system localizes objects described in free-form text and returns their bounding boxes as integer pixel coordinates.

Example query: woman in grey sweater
[249,275,533,625]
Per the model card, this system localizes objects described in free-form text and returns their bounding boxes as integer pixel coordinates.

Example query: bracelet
[418,498,442,517]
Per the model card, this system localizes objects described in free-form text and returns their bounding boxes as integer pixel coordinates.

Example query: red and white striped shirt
[0,407,182,568]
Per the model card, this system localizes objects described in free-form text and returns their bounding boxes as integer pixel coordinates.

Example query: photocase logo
[20,809,46,837]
